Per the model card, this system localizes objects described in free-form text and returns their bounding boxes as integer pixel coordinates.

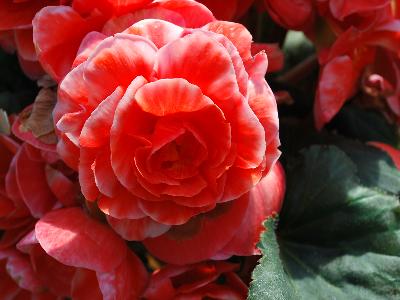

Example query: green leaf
[249,145,400,300]
[248,218,298,300]
[334,140,400,195]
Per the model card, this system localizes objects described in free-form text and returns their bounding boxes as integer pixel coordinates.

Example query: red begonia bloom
[264,0,400,129]
[33,0,214,82]
[315,19,400,129]
[143,261,248,300]
[53,16,280,246]
[144,162,285,264]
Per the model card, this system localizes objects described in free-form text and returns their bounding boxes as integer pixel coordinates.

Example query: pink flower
[53,17,281,251]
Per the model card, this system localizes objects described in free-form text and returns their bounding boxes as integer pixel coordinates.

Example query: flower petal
[97,251,148,300]
[15,144,56,218]
[107,216,170,241]
[0,0,57,30]
[33,6,103,81]
[139,199,210,226]
[156,31,239,102]
[80,86,124,148]
[35,207,127,272]
[123,19,184,48]
[143,195,249,264]
[314,55,358,130]
[214,162,286,259]
[71,269,103,300]
[98,187,146,219]
[83,33,157,104]
[136,78,213,116]
[14,28,36,61]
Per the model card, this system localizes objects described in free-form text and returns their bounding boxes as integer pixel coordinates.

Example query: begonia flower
[53,16,281,253]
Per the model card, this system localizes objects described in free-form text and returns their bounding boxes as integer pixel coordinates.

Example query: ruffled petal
[140,80,214,119]
[154,0,215,27]
[72,31,106,69]
[203,21,252,61]
[123,19,184,48]
[80,87,124,148]
[83,33,157,104]
[156,30,239,102]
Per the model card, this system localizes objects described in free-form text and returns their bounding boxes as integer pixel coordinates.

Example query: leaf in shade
[331,105,398,146]
[248,145,400,300]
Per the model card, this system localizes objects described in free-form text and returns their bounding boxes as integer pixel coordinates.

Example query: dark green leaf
[331,105,398,147]
[249,146,400,300]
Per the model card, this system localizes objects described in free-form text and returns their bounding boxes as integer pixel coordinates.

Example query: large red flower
[143,261,248,300]
[53,18,280,244]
